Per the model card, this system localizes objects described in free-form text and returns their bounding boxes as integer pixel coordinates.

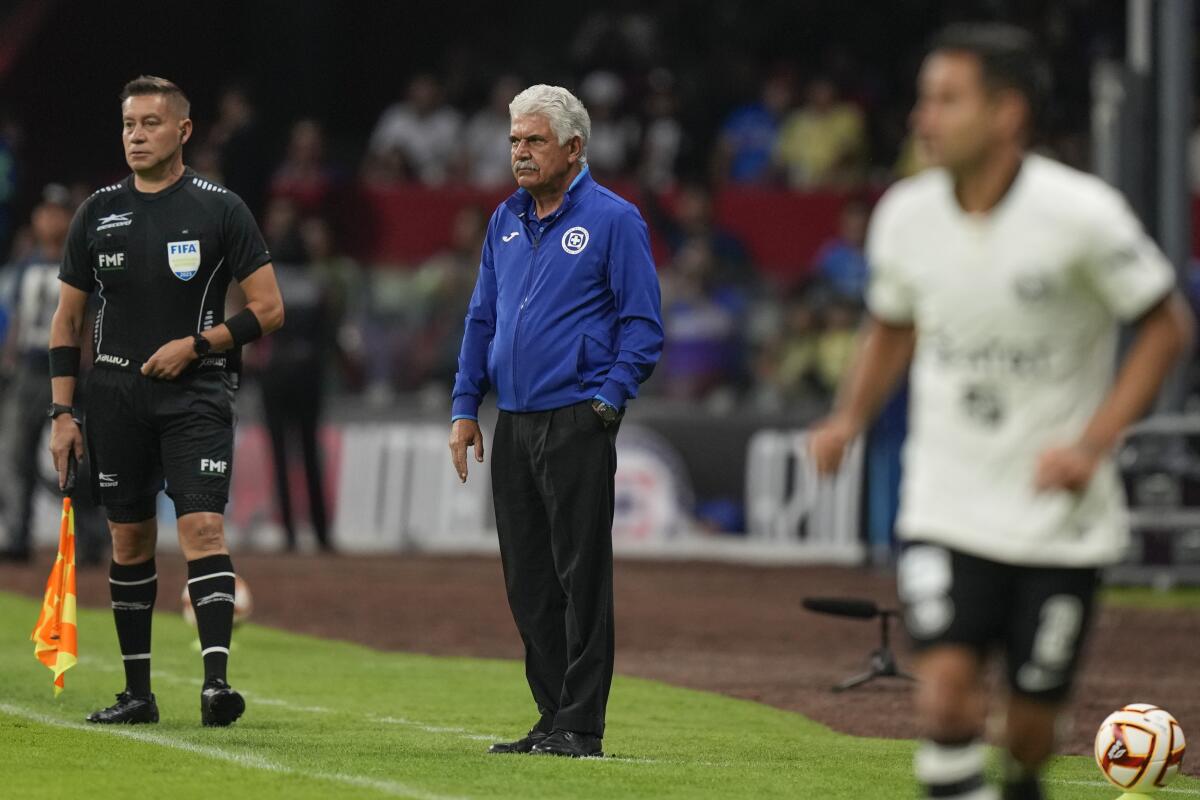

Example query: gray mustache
[513,160,539,172]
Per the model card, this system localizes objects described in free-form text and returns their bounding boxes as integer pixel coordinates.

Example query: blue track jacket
[451,167,664,418]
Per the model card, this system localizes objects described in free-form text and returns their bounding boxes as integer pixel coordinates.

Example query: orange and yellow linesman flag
[31,497,78,695]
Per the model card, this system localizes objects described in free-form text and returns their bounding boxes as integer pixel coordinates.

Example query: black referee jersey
[58,168,271,372]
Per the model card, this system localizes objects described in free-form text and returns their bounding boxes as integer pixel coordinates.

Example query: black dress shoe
[87,692,159,724]
[487,729,549,754]
[200,678,245,727]
[531,729,603,758]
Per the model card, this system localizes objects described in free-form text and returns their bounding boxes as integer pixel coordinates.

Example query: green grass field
[1102,585,1200,609]
[2,591,1196,800]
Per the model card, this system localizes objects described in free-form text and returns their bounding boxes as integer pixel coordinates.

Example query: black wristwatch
[192,333,212,357]
[47,403,76,421]
[591,398,619,426]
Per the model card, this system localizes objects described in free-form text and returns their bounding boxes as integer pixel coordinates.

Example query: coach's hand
[141,337,197,380]
[1034,441,1103,493]
[49,416,84,491]
[808,414,860,476]
[449,419,485,483]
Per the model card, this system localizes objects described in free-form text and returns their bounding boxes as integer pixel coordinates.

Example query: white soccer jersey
[866,154,1176,566]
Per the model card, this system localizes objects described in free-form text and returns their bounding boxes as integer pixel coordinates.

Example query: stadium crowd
[0,2,1138,413]
[1,2,1198,552]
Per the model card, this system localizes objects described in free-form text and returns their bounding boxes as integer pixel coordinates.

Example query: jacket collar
[504,165,596,223]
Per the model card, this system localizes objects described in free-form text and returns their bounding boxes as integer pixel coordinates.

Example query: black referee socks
[109,559,157,698]
[186,554,236,682]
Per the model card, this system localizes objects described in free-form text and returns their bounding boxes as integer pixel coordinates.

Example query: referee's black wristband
[48,346,81,378]
[224,308,263,347]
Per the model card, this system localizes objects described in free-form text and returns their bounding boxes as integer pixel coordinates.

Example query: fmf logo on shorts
[97,252,125,270]
[167,240,201,281]
[200,458,228,475]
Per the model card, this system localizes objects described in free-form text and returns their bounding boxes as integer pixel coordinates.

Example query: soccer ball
[181,575,254,627]
[1094,704,1186,793]
[1122,704,1187,788]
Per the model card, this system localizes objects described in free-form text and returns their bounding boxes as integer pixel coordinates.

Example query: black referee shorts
[897,541,1099,704]
[85,367,236,521]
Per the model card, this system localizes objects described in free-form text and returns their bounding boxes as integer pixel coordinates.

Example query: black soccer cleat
[200,678,245,727]
[531,729,603,758]
[488,729,550,754]
[87,692,159,724]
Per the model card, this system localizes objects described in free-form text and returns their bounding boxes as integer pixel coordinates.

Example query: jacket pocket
[576,333,616,389]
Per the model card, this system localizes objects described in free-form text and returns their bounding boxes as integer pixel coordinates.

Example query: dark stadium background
[4,0,1125,213]
[1,0,1193,553]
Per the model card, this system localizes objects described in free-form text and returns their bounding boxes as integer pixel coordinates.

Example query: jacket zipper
[512,228,540,409]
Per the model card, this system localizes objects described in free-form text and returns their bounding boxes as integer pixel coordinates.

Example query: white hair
[509,84,591,164]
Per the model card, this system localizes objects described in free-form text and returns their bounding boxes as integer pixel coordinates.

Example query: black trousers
[491,400,618,737]
[260,366,329,550]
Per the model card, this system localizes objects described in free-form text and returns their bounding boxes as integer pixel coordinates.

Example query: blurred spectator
[270,119,340,216]
[463,75,523,188]
[403,205,487,388]
[1189,114,1200,193]
[66,181,93,211]
[637,68,684,190]
[570,10,660,69]
[814,292,860,394]
[365,75,463,186]
[300,217,363,338]
[256,258,335,553]
[261,196,309,265]
[643,182,749,283]
[713,72,792,185]
[753,290,823,405]
[1,185,107,563]
[812,197,871,299]
[774,77,867,188]
[893,133,929,179]
[299,217,366,393]
[207,84,272,216]
[657,240,745,400]
[190,142,224,184]
[752,284,862,407]
[0,114,20,258]
[360,268,412,402]
[579,70,640,178]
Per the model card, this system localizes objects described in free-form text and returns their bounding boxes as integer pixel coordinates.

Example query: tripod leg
[833,669,880,692]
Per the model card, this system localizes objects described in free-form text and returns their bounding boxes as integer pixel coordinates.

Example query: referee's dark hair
[929,22,1050,137]
[120,75,191,118]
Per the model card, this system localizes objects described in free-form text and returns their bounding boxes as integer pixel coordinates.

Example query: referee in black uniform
[48,76,283,726]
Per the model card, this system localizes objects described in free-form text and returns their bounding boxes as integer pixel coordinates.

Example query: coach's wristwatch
[191,333,212,357]
[591,398,620,427]
[46,403,76,421]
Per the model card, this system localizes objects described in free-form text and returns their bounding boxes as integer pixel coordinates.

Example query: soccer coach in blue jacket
[448,84,663,758]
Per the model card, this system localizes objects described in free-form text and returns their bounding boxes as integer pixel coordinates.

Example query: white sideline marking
[78,658,1200,783]
[0,703,468,800]
[1048,778,1200,796]
[58,662,1200,782]
[78,659,721,766]
[372,715,501,742]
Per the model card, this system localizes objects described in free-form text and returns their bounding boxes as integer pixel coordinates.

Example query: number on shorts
[1030,594,1083,669]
